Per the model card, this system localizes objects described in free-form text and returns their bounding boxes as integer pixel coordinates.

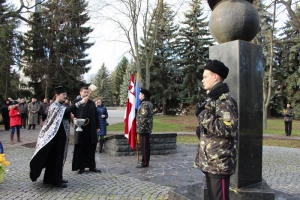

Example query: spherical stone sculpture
[208,0,260,44]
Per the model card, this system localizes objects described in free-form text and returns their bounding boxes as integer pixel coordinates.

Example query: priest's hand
[81,96,89,104]
[70,112,74,120]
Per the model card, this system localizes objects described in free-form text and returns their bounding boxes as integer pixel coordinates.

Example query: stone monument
[169,0,275,199]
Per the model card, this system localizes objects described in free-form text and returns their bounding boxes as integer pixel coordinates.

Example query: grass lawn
[264,118,300,136]
[108,115,300,148]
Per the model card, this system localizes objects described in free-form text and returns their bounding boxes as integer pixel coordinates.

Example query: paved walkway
[0,122,300,199]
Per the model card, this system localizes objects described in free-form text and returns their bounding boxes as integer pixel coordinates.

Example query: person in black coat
[30,86,89,188]
[1,99,11,130]
[96,99,108,153]
[72,87,101,174]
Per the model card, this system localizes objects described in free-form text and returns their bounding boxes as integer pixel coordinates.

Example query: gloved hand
[196,125,201,139]
[195,100,208,117]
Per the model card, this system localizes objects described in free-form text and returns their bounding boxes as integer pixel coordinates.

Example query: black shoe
[89,168,102,173]
[136,164,149,168]
[62,179,68,183]
[52,183,68,188]
[59,183,68,188]
[78,169,84,174]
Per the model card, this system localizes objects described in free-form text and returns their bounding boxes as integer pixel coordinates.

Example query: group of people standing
[29,86,109,188]
[28,85,153,189]
[0,97,72,144]
[2,98,33,144]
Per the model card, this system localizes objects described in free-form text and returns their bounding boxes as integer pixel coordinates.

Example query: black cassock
[72,99,100,171]
[30,102,77,186]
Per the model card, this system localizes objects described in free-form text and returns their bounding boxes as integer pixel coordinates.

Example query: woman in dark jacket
[2,99,11,130]
[96,99,108,153]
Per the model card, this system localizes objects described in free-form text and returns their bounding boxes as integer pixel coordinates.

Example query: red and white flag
[124,73,136,150]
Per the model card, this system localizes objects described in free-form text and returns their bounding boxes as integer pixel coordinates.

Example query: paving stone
[1,126,300,199]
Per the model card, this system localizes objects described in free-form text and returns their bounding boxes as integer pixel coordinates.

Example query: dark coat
[19,103,28,114]
[1,103,10,122]
[283,107,294,122]
[96,105,108,136]
[72,99,100,144]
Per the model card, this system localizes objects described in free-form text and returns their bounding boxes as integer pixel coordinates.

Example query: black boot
[99,140,104,153]
[28,125,32,130]
[33,125,35,130]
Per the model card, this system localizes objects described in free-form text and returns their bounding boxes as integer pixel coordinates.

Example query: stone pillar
[209,40,274,199]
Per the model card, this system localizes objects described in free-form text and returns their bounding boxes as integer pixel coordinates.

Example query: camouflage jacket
[283,107,294,122]
[194,82,238,176]
[136,99,153,134]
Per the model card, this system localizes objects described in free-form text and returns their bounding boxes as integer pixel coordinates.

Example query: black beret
[204,59,229,79]
[140,88,151,98]
[54,86,67,94]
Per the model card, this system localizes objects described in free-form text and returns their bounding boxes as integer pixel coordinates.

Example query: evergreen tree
[274,6,300,118]
[22,12,49,99]
[148,2,179,115]
[119,61,134,106]
[0,0,23,100]
[22,0,93,99]
[93,63,113,106]
[112,57,129,105]
[175,0,213,105]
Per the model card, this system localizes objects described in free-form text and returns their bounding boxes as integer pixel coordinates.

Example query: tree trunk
[162,98,166,115]
[263,107,268,129]
[263,0,276,129]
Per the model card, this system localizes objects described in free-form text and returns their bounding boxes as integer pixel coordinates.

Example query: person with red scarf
[9,101,22,144]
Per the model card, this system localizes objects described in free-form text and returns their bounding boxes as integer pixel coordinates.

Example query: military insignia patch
[219,93,226,100]
[223,112,231,121]
[141,108,147,115]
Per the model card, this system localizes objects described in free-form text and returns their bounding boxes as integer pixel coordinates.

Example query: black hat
[204,59,229,79]
[54,86,67,94]
[140,88,151,98]
[12,101,19,105]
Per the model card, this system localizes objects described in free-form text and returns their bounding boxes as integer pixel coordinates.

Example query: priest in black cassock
[29,86,89,188]
[72,86,101,174]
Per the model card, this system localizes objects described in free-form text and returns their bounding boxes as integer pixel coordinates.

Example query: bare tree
[262,0,277,129]
[103,0,167,89]
[278,0,300,33]
[0,0,47,25]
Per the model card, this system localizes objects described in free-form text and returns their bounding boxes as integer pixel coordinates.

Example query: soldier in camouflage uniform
[194,59,238,200]
[136,88,153,168]
[283,102,294,136]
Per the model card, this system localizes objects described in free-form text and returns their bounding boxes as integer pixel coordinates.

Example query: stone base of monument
[169,179,275,200]
[229,180,275,200]
[168,182,207,200]
[103,133,177,156]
